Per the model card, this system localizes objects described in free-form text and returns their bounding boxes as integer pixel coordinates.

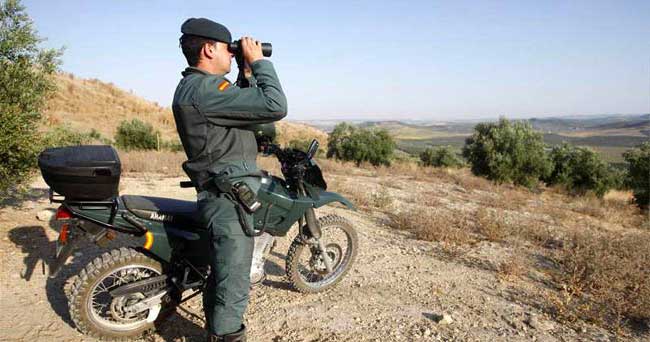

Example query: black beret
[181,18,232,43]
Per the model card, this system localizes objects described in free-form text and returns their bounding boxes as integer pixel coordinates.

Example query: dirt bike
[38,139,358,340]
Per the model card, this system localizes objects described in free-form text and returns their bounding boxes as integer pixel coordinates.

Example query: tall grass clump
[462,118,551,188]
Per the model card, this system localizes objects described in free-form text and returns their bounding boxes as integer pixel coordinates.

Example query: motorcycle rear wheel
[68,247,173,341]
[286,214,358,293]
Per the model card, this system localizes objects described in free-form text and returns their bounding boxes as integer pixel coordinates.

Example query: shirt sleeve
[196,60,288,127]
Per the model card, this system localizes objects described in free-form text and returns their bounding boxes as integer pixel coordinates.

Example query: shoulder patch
[217,80,230,92]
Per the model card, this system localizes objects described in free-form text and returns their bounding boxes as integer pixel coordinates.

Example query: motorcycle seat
[121,195,200,227]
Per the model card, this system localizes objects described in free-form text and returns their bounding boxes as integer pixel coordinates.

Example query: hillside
[44,73,328,145]
[44,73,176,139]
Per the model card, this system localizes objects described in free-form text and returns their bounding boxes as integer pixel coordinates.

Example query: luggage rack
[49,189,146,236]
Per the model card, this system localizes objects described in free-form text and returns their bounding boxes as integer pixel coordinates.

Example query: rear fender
[49,225,82,278]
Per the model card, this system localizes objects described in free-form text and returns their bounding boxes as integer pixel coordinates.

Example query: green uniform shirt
[172,60,287,187]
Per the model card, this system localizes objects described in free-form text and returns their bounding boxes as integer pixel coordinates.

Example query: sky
[23,0,650,121]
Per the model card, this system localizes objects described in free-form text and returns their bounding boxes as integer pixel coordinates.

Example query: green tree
[623,142,650,209]
[545,143,614,197]
[0,0,61,196]
[462,118,551,188]
[420,146,463,168]
[326,122,395,166]
[114,119,159,151]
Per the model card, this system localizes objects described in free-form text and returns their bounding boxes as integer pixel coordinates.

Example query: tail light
[56,206,72,220]
[56,206,72,245]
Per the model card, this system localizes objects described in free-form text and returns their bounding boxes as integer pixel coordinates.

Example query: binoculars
[228,40,272,57]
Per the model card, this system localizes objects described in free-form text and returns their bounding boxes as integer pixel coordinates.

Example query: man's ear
[203,42,216,60]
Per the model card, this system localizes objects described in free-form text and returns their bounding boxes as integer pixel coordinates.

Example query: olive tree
[0,0,61,197]
[462,118,551,188]
[624,142,650,209]
[544,143,614,197]
[327,122,395,166]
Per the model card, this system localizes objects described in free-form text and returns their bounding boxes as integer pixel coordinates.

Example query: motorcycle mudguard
[49,232,81,278]
[312,191,356,211]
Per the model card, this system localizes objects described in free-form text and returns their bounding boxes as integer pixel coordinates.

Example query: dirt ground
[0,174,646,342]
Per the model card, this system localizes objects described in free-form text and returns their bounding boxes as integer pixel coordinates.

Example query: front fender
[313,191,356,211]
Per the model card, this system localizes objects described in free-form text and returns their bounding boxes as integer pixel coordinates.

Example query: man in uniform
[171,18,287,342]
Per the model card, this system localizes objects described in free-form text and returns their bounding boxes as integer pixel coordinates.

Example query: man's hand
[241,36,263,66]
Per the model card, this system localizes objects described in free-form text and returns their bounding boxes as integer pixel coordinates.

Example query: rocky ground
[0,172,647,342]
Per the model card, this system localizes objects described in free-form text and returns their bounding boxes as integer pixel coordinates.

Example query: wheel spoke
[86,264,161,331]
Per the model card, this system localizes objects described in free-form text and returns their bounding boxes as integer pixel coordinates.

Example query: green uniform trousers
[197,189,254,335]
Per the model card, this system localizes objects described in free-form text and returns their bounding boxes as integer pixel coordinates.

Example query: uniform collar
[182,66,210,77]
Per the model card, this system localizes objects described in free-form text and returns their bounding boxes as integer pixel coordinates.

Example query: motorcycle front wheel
[286,214,358,293]
[68,247,174,341]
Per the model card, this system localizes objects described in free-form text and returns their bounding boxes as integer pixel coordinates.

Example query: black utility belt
[201,171,264,214]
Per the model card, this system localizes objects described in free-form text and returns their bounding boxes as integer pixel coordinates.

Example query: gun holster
[212,172,262,214]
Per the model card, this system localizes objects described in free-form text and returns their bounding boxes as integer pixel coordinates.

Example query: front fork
[298,184,334,274]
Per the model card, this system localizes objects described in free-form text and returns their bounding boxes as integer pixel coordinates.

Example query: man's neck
[194,62,222,75]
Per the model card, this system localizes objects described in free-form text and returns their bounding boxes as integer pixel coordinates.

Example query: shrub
[41,125,94,148]
[462,118,551,188]
[326,122,354,159]
[419,146,463,168]
[114,119,159,151]
[545,143,614,198]
[326,122,395,166]
[623,142,650,209]
[0,0,61,197]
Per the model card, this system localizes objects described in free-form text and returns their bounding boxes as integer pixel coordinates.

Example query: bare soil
[0,173,647,342]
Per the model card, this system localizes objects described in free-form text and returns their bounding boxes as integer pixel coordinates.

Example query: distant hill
[44,73,327,145]
[325,115,648,163]
[528,114,649,133]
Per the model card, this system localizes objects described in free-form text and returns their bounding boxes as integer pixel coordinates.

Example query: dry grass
[475,208,510,242]
[387,208,474,245]
[332,182,371,209]
[45,73,175,139]
[370,187,393,209]
[119,151,185,176]
[496,256,526,281]
[275,121,329,147]
[549,230,650,333]
[565,194,644,229]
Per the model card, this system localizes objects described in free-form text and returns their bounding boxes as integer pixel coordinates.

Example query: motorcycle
[38,139,358,340]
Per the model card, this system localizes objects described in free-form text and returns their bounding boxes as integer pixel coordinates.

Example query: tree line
[324,119,649,209]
